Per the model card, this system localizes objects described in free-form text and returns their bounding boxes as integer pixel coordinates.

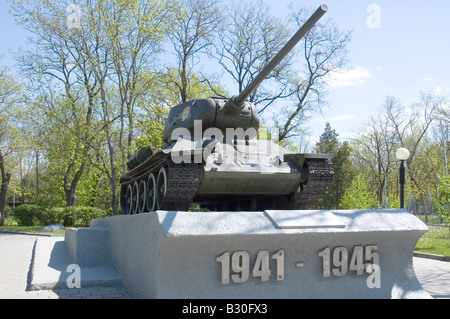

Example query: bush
[12,204,47,226]
[39,207,62,225]
[4,216,19,226]
[59,206,109,227]
[435,172,450,226]
[11,205,109,227]
[4,206,12,219]
[60,207,78,227]
[77,206,110,226]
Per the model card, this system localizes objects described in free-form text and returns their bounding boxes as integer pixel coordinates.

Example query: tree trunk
[0,173,11,226]
[35,150,40,201]
[110,178,118,216]
[64,187,77,207]
[0,175,10,226]
[0,147,11,226]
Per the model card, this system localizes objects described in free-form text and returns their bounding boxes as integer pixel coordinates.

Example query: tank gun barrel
[226,4,328,112]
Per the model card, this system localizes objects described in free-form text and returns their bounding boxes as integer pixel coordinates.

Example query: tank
[119,4,333,214]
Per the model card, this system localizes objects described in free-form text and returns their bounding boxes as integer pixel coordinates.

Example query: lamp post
[396,148,410,208]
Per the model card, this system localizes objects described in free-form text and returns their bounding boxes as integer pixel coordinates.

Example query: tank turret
[120,4,333,214]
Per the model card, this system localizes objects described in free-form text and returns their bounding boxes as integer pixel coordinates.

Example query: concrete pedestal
[65,209,431,299]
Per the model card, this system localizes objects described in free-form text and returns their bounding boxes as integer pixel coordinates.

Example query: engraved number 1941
[216,250,284,285]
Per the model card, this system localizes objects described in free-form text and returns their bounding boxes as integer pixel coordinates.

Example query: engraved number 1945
[318,245,379,278]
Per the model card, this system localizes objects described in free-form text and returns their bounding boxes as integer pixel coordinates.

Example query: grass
[415,226,450,256]
[0,225,66,236]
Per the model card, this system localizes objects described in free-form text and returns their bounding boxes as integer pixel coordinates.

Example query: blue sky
[267,0,450,144]
[1,0,449,146]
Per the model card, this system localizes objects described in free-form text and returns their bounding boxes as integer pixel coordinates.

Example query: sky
[1,0,449,147]
[265,0,450,144]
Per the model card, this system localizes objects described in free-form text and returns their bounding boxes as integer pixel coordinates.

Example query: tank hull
[119,138,333,214]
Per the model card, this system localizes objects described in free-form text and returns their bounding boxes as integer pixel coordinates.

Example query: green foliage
[257,125,271,141]
[279,139,300,152]
[12,205,49,226]
[340,173,380,209]
[434,171,450,225]
[58,206,110,227]
[134,121,166,152]
[11,204,109,227]
[387,192,400,209]
[3,215,19,226]
[316,123,339,154]
[3,206,12,219]
[316,123,354,209]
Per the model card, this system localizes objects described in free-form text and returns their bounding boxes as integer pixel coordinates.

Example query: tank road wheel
[156,167,168,210]
[125,184,133,215]
[146,174,157,212]
[131,181,139,214]
[137,180,146,214]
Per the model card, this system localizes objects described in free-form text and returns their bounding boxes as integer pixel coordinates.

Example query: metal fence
[407,195,448,227]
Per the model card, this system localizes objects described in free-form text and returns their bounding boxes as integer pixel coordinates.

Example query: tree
[99,0,175,164]
[212,3,351,143]
[350,92,447,208]
[166,0,223,103]
[214,0,291,107]
[386,91,444,198]
[12,0,175,214]
[352,108,396,207]
[340,173,379,210]
[0,67,21,225]
[12,0,98,206]
[275,6,351,142]
[435,171,450,226]
[315,122,353,208]
[85,0,174,215]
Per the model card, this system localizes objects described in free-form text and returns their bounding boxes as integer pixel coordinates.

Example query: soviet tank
[119,4,333,214]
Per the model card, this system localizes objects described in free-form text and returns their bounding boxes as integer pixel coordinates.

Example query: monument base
[65,209,431,299]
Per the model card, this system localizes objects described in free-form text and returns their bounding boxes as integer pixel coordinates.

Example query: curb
[0,230,64,237]
[414,251,450,262]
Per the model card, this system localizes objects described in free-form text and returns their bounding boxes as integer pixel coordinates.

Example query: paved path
[0,232,36,298]
[1,232,449,299]
[0,233,130,299]
[413,257,450,299]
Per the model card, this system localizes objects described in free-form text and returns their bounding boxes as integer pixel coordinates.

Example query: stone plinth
[66,209,431,299]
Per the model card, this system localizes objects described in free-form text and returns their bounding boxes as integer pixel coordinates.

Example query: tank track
[160,159,201,211]
[289,158,334,209]
[120,157,201,213]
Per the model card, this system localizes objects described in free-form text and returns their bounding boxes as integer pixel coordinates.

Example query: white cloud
[327,66,372,88]
[433,86,450,95]
[420,77,435,82]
